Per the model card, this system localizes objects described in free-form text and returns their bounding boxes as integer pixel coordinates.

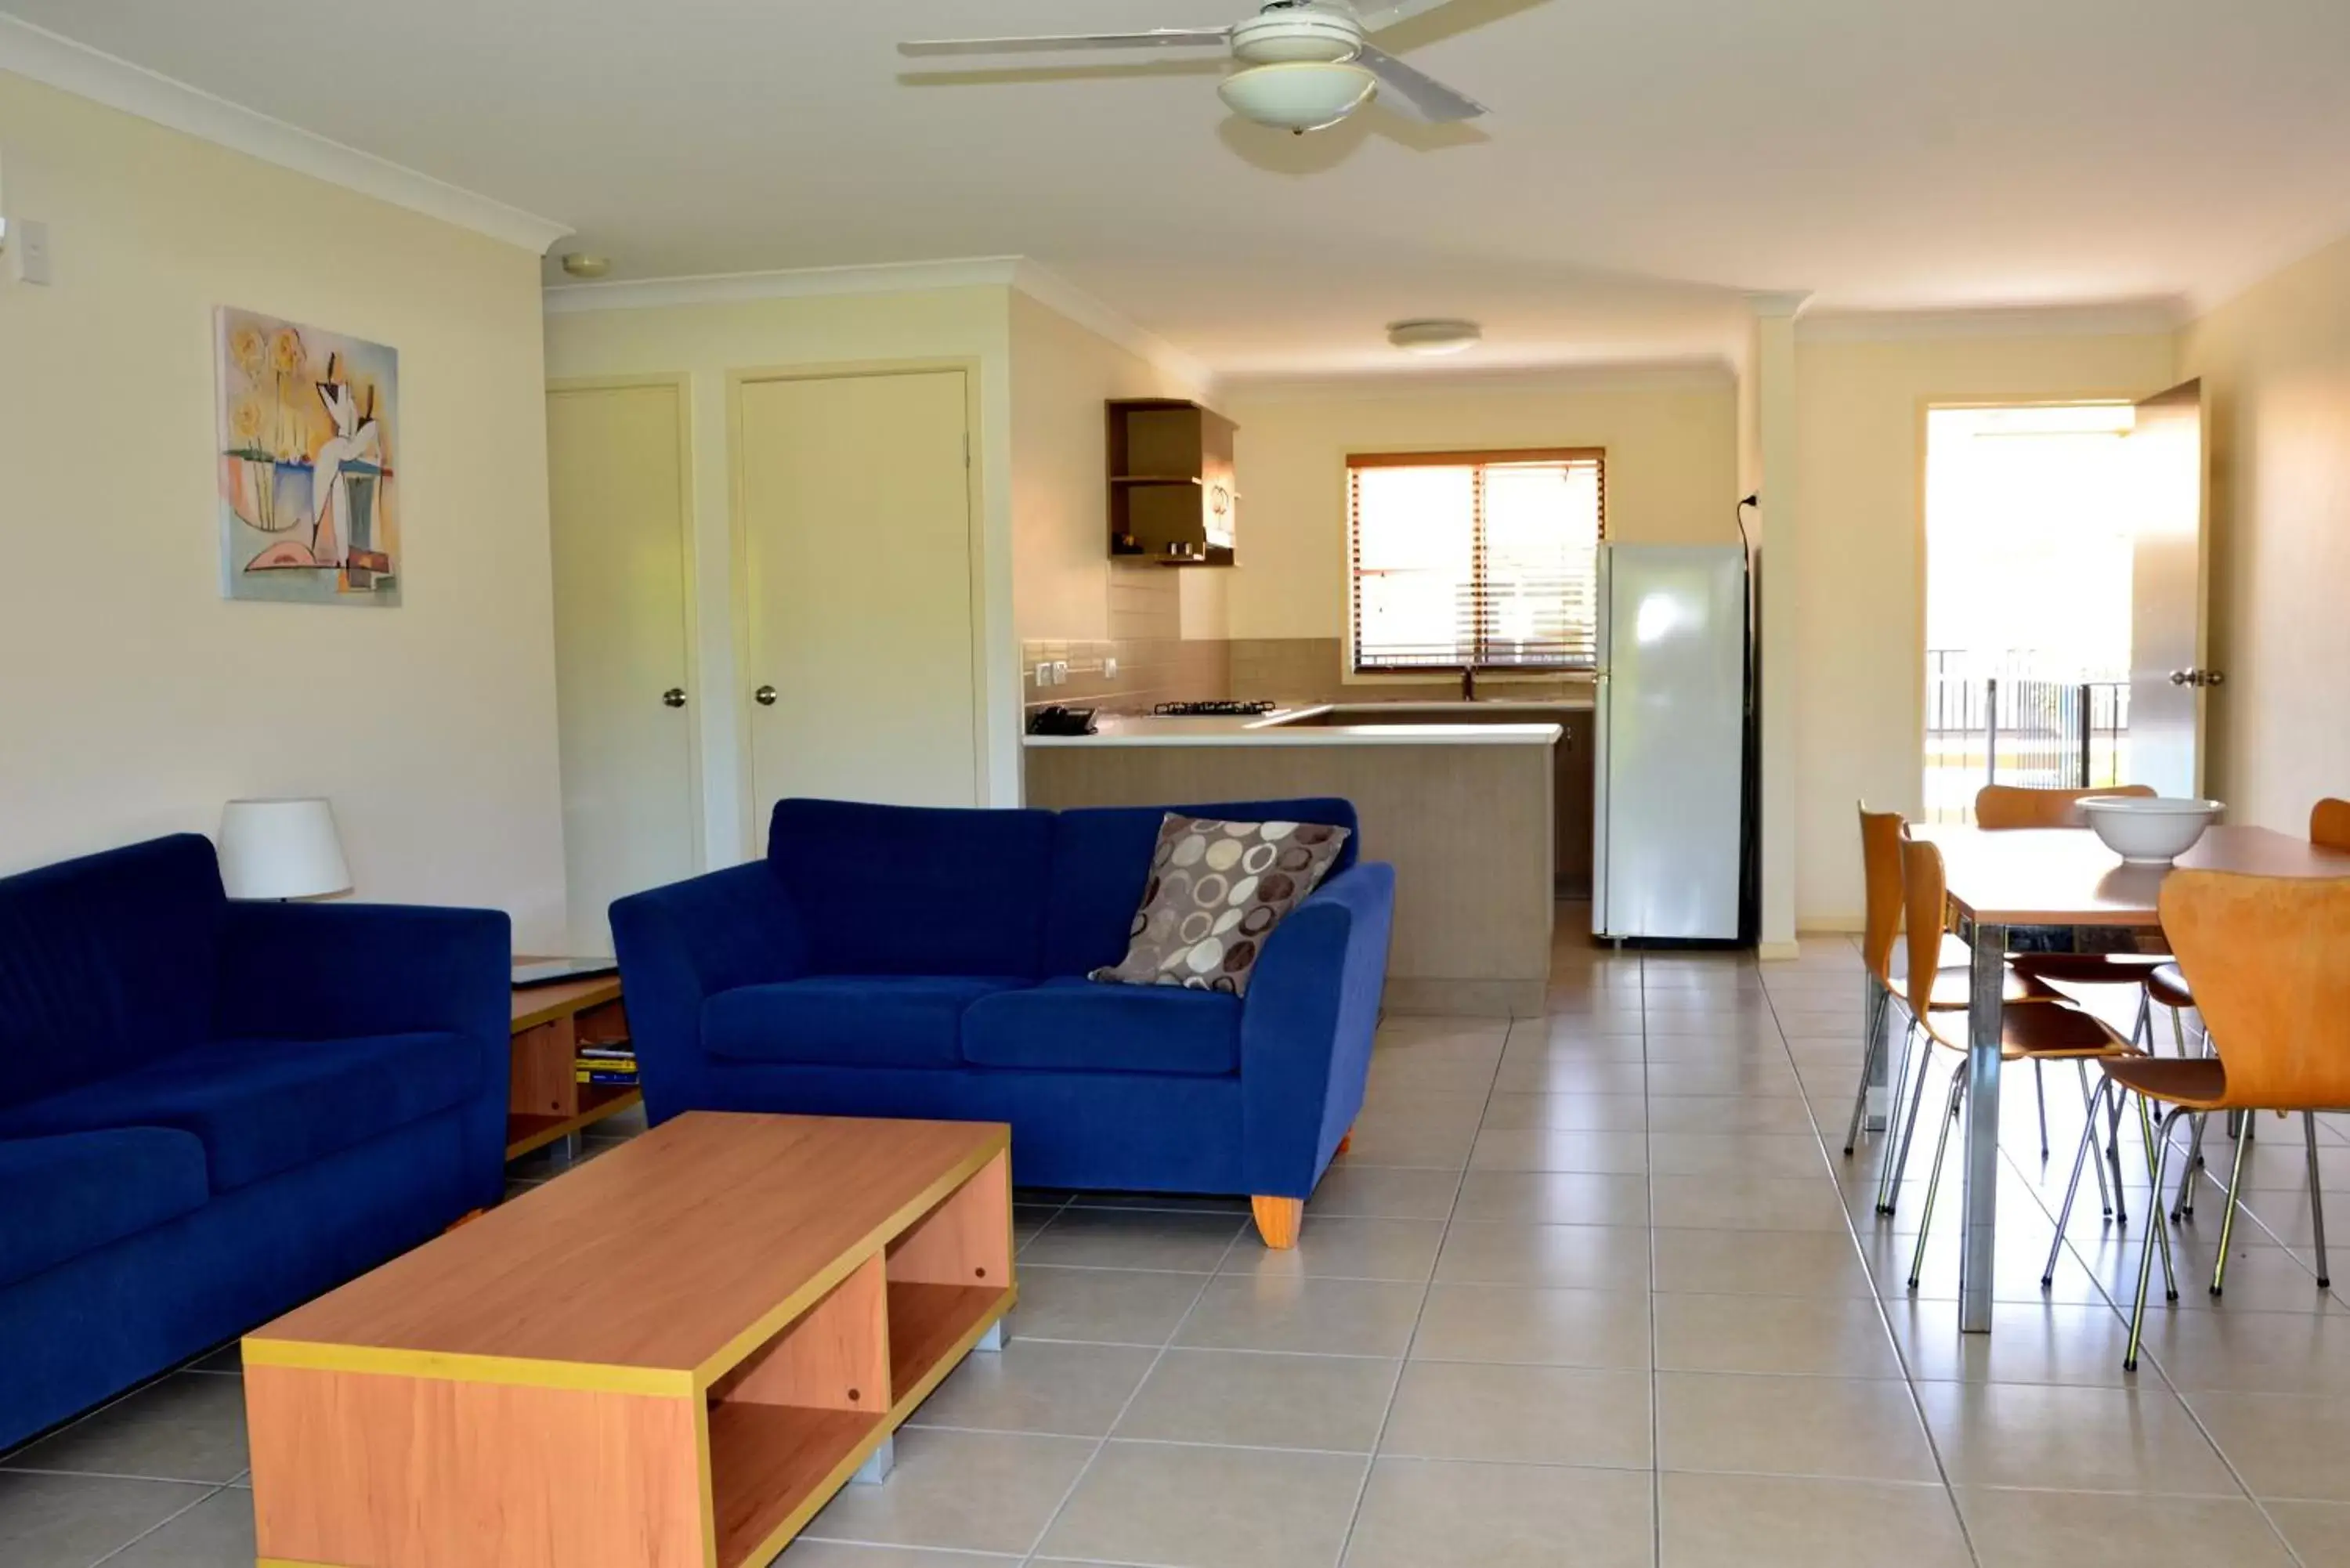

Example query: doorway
[735,367,982,853]
[546,379,700,953]
[1921,403,2140,822]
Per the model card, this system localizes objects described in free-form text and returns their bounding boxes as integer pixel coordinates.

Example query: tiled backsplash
[1025,627,1593,715]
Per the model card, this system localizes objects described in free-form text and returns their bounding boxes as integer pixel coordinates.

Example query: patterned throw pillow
[1090,814,1352,996]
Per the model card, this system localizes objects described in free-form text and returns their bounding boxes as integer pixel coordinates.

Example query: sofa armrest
[609,862,808,1122]
[214,901,512,1207]
[215,901,511,1042]
[1238,862,1397,1198]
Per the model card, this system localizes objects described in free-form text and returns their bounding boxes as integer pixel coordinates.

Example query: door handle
[662,688,686,709]
[2168,670,2192,686]
[2168,669,2227,688]
[754,685,778,707]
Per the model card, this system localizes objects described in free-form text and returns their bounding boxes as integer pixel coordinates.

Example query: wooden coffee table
[244,1112,1014,1568]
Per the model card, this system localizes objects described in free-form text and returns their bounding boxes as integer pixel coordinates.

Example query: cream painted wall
[0,73,566,940]
[1006,291,1211,642]
[2180,233,2350,836]
[1790,329,2177,926]
[1222,370,1744,646]
[543,287,1020,850]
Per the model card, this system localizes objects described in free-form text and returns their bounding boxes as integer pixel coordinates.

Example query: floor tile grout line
[79,1478,235,1568]
[1642,949,1665,1568]
[1858,964,2316,1566]
[1324,1006,1495,1568]
[1011,1219,1236,1567]
[1755,943,1986,1568]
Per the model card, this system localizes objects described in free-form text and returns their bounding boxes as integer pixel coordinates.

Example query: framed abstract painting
[216,307,400,605]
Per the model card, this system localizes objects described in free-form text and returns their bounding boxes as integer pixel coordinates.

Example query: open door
[2126,379,2214,798]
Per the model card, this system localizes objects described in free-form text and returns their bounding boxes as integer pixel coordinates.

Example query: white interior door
[2126,378,2212,798]
[546,381,699,953]
[739,369,978,851]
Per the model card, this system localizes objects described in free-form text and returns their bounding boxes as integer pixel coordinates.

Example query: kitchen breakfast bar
[1024,705,1570,1015]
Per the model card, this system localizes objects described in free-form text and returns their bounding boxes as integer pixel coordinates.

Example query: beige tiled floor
[14,913,2350,1565]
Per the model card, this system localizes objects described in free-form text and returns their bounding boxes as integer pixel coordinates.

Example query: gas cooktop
[1153,699,1276,717]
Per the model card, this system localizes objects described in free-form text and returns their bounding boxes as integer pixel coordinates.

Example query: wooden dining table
[1914,823,2350,1332]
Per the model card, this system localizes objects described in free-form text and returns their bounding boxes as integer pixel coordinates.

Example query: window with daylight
[1347,449,1606,672]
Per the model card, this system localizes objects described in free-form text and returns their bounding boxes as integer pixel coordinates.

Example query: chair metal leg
[2077,1060,2113,1218]
[2106,1082,2131,1228]
[2212,1120,2252,1297]
[2132,987,2153,1050]
[2045,1075,2110,1287]
[2306,1111,2331,1289]
[2126,1104,2189,1371]
[2137,1093,2178,1303]
[1878,1023,1931,1216]
[1909,1071,1968,1289]
[2034,1059,2050,1158]
[1845,984,1888,1157]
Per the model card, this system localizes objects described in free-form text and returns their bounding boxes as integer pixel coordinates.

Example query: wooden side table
[506,970,639,1162]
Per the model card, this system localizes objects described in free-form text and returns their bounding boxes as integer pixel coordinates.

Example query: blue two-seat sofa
[0,835,511,1451]
[612,797,1395,1248]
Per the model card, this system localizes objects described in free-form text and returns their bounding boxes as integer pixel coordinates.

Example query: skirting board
[1755,941,1803,961]
[1383,977,1547,1018]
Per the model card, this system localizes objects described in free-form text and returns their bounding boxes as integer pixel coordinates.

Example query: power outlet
[1103,656,1119,680]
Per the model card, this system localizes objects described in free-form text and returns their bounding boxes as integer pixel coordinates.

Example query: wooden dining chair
[2088,869,2350,1370]
[1889,836,2139,1287]
[1974,782,2157,829]
[1846,806,2062,1215]
[2159,796,2350,1224]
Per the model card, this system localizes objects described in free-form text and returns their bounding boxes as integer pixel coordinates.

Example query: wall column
[1748,292,1809,959]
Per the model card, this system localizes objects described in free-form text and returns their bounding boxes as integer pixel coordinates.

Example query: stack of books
[574,1042,638,1089]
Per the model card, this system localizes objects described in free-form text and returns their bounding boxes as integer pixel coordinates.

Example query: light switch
[10,219,51,285]
[1103,656,1119,679]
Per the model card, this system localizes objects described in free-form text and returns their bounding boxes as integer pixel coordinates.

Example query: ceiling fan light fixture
[1387,318,1482,355]
[1217,60,1376,134]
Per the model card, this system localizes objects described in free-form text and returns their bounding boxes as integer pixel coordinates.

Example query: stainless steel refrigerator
[1592,544,1752,942]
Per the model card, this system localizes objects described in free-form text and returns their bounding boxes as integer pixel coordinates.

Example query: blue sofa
[0,835,510,1451]
[612,798,1394,1246]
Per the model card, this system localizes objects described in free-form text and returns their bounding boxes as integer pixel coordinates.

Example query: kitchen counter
[1023,703,1574,748]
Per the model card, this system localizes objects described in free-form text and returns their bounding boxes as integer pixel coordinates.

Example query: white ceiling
[10,0,2350,377]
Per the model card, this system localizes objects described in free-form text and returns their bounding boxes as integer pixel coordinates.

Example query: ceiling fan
[900,0,1502,135]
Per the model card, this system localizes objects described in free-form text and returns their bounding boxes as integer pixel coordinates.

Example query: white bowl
[2079,796,2222,864]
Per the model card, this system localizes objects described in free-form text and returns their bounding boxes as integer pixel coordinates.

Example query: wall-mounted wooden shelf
[1107,399,1238,567]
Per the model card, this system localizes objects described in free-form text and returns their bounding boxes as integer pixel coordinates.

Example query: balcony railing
[1925,651,2129,824]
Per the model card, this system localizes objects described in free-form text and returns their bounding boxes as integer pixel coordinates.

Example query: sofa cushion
[0,1033,481,1192]
[1043,800,1361,977]
[705,976,1029,1068]
[765,800,1054,977]
[0,1129,211,1288]
[0,835,226,1108]
[962,977,1242,1078]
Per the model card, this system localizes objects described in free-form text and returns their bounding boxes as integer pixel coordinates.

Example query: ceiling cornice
[0,11,572,254]
[1223,359,1737,402]
[1796,299,2189,343]
[1007,259,1213,398]
[540,255,1029,313]
[544,255,1216,396]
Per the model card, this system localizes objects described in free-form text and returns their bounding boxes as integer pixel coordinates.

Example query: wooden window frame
[1347,446,1607,674]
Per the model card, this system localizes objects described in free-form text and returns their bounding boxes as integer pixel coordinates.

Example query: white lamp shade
[218,798,352,900]
[1217,61,1376,133]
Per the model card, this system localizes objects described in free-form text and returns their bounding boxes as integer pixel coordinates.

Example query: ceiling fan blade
[1350,0,1459,32]
[1355,44,1487,121]
[899,28,1230,57]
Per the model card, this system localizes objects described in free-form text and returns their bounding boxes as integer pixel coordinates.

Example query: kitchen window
[1347,448,1606,673]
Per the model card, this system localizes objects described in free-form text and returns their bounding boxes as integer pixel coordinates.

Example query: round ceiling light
[559,253,612,280]
[1387,319,1483,356]
[1217,61,1377,135]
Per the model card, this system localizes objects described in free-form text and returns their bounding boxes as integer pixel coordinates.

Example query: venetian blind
[1347,449,1606,671]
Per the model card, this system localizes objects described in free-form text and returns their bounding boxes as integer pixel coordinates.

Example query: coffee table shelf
[245,1113,1014,1568]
